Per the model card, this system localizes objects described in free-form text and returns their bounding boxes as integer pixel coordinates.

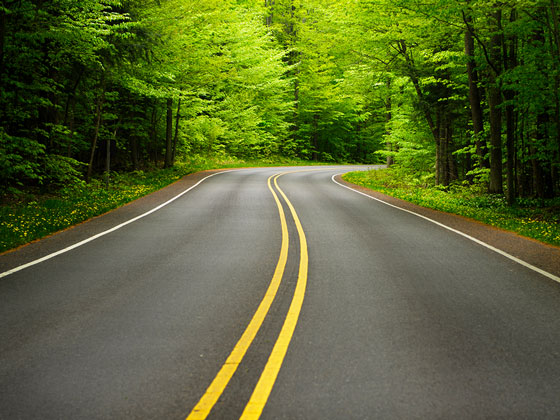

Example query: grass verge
[343,168,560,247]
[0,155,319,253]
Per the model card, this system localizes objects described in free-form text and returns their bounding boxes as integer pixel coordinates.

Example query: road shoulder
[336,175,560,280]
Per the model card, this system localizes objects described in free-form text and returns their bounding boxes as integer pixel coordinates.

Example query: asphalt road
[1,166,560,419]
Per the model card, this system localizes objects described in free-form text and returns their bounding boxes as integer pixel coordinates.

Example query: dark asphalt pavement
[1,167,559,419]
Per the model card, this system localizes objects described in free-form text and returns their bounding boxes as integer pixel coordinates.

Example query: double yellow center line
[187,172,309,420]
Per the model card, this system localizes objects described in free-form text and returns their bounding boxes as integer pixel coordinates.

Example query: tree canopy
[2,0,560,201]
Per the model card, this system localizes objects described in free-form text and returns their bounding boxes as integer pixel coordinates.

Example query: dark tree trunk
[504,9,517,204]
[488,11,503,194]
[288,0,300,145]
[105,131,111,188]
[398,41,438,143]
[164,98,173,168]
[131,136,139,171]
[385,79,394,167]
[150,105,159,166]
[265,0,274,26]
[552,9,560,196]
[446,119,456,184]
[531,18,554,199]
[550,0,560,58]
[533,112,554,199]
[518,114,531,197]
[0,7,6,81]
[463,11,488,167]
[488,84,503,194]
[403,50,443,184]
[531,146,545,199]
[66,98,76,158]
[549,1,560,196]
[86,78,106,184]
[442,134,449,186]
[63,68,83,158]
[505,94,516,202]
[434,110,442,186]
[172,98,181,163]
[312,113,319,161]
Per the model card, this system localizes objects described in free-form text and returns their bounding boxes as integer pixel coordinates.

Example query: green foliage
[0,0,296,193]
[0,130,46,189]
[41,155,86,189]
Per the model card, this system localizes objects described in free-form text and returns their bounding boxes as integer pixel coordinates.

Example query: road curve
[1,166,559,419]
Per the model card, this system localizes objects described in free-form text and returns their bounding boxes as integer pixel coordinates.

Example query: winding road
[1,166,560,419]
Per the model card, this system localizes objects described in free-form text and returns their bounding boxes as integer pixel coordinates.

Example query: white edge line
[0,170,232,279]
[332,174,560,285]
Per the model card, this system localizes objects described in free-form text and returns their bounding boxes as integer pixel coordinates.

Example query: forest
[1,0,560,204]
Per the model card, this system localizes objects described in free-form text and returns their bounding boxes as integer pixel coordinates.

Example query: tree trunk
[532,19,554,199]
[265,0,274,26]
[435,138,441,186]
[288,0,300,143]
[150,105,159,165]
[0,7,6,84]
[385,79,394,167]
[105,131,112,189]
[504,9,517,205]
[549,1,560,196]
[463,11,488,167]
[398,41,438,142]
[505,93,516,202]
[172,98,181,163]
[312,113,319,161]
[488,10,503,194]
[445,118,456,185]
[131,136,139,171]
[164,98,173,168]
[401,41,444,184]
[66,96,76,158]
[63,69,83,127]
[531,146,545,199]
[488,84,503,194]
[518,113,531,197]
[533,112,554,199]
[550,0,560,58]
[86,78,106,184]
[435,110,442,185]
[63,69,83,159]
[441,133,449,186]
[554,75,560,196]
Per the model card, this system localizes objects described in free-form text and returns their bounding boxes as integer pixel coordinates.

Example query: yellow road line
[186,175,289,420]
[240,173,309,420]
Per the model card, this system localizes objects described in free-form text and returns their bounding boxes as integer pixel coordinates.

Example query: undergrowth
[343,168,560,247]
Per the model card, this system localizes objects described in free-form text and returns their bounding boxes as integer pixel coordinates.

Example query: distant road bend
[1,166,560,419]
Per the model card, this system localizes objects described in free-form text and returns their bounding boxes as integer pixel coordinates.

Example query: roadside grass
[343,168,560,247]
[0,155,318,253]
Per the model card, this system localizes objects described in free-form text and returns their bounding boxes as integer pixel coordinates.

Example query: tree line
[1,0,559,203]
[361,0,560,203]
[1,0,293,192]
